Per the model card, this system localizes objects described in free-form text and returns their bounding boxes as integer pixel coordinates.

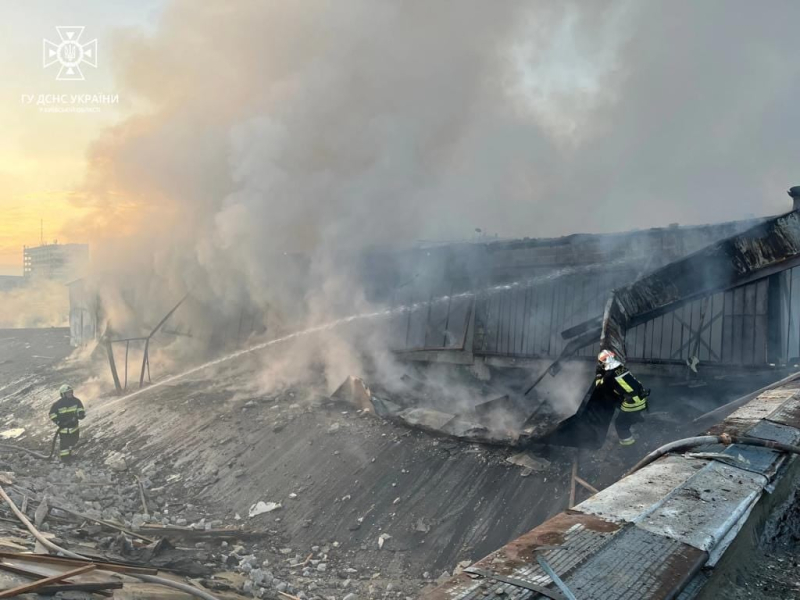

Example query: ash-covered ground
[712,487,800,600]
[0,327,785,599]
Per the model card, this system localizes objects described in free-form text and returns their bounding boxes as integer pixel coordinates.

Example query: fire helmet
[597,349,622,371]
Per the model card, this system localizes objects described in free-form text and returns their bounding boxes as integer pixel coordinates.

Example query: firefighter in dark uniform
[49,384,85,461]
[539,349,650,450]
[595,349,649,446]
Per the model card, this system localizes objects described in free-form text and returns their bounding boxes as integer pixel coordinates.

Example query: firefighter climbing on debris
[594,349,649,446]
[538,349,650,450]
[49,384,85,461]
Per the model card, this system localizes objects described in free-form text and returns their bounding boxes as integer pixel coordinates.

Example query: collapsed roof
[366,203,800,446]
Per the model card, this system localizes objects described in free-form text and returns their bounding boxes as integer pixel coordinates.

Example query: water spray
[97,257,630,410]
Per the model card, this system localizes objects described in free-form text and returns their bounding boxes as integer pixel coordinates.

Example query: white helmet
[598,349,622,371]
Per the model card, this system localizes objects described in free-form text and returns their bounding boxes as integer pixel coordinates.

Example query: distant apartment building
[23,242,89,281]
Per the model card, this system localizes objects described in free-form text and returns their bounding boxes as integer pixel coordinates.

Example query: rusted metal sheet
[423,512,709,600]
[420,512,621,600]
[563,528,707,600]
[601,211,800,361]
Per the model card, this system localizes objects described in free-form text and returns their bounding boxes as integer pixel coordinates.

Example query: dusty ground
[714,487,800,600]
[0,327,790,598]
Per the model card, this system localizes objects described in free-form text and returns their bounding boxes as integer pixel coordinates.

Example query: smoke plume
[0,279,69,329]
[66,1,800,391]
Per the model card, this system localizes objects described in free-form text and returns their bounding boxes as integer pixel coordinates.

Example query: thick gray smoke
[68,0,800,391]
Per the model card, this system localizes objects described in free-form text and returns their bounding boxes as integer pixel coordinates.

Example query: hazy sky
[1,1,798,278]
[0,0,164,274]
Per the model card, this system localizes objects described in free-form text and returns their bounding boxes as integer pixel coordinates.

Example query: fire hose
[0,484,221,600]
[626,433,800,476]
[0,429,71,460]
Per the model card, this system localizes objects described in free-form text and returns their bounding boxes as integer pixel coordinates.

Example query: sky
[0,0,164,274]
[1,1,798,279]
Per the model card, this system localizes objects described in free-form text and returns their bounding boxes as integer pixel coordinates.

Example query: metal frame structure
[104,294,189,394]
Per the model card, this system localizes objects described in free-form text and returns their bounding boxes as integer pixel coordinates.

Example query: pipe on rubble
[626,433,800,476]
[0,484,221,600]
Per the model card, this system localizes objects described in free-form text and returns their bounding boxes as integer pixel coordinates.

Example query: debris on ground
[248,502,281,518]
[505,452,551,473]
[0,435,426,599]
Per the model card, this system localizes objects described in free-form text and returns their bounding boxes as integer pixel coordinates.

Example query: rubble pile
[0,441,428,599]
[0,355,607,599]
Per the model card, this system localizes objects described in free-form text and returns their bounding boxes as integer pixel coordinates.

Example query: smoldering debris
[329,363,588,446]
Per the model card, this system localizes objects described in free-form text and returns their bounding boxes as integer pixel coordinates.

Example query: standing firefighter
[49,384,85,461]
[595,349,649,446]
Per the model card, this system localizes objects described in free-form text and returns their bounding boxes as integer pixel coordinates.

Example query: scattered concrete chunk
[249,501,282,517]
[105,452,128,472]
[0,428,25,439]
[505,451,550,472]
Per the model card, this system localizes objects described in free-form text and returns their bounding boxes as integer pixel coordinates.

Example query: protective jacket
[49,395,85,459]
[595,365,648,413]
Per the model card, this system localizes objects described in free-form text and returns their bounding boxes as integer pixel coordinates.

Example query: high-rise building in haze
[23,242,89,281]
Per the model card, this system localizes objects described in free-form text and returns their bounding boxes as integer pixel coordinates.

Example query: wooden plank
[0,552,158,575]
[0,564,95,598]
[38,581,122,594]
[52,505,156,544]
[0,560,117,597]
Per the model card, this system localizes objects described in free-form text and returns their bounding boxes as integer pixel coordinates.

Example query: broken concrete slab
[368,394,403,418]
[331,376,373,410]
[396,408,455,431]
[505,452,550,472]
[0,428,24,440]
[104,452,128,472]
[248,501,281,518]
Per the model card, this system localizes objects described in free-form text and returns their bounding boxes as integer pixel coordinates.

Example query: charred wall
[372,218,763,361]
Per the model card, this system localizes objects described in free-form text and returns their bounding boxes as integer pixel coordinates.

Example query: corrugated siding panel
[626,279,770,366]
[472,272,633,358]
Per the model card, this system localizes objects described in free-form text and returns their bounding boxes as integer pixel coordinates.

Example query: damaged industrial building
[1,189,789,598]
[5,1,800,598]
